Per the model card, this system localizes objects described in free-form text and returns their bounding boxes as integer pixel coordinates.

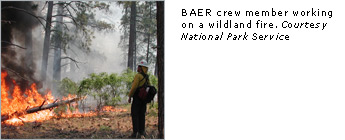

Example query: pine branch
[62,1,73,9]
[63,6,80,27]
[1,41,26,49]
[61,56,82,69]
[51,20,70,31]
[66,2,78,13]
[41,1,48,12]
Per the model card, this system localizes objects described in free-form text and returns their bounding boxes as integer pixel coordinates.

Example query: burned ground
[1,104,159,139]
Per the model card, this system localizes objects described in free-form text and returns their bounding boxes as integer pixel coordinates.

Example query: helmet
[138,60,148,68]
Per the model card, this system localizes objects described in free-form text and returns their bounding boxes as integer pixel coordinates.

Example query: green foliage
[120,68,136,91]
[54,104,68,118]
[120,68,158,90]
[148,102,158,117]
[105,96,122,106]
[149,102,158,110]
[78,77,93,95]
[58,69,158,108]
[94,20,114,31]
[149,74,158,89]
[93,1,110,11]
[78,70,134,107]
[59,77,78,96]
[68,105,76,112]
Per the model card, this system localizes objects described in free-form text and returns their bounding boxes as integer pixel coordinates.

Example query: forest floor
[1,104,159,139]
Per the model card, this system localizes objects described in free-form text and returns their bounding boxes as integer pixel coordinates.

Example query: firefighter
[128,60,150,138]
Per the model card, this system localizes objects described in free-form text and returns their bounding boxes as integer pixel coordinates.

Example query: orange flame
[1,71,55,125]
[102,106,127,112]
[1,71,96,126]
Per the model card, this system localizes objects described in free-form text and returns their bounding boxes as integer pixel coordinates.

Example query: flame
[1,71,55,125]
[102,106,127,112]
[59,94,97,118]
[1,71,126,126]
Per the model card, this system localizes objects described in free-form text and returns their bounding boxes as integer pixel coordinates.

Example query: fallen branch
[1,96,86,122]
[26,96,85,114]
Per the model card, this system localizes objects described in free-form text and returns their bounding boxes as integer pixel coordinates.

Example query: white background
[165,0,345,139]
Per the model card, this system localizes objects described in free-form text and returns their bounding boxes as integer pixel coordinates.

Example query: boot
[130,132,139,138]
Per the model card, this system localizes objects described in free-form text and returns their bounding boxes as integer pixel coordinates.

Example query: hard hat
[138,60,148,68]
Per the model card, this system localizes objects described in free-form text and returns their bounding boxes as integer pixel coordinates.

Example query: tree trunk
[52,2,64,91]
[154,61,158,76]
[133,35,136,72]
[128,1,136,71]
[146,3,152,63]
[122,6,129,68]
[156,1,164,139]
[146,33,150,63]
[25,28,33,71]
[40,1,54,82]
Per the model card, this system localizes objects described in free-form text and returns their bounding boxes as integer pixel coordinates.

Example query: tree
[50,1,113,92]
[117,2,130,67]
[156,1,164,139]
[40,1,54,82]
[128,1,137,71]
[145,2,153,63]
[52,2,64,86]
[25,29,33,72]
[136,2,157,70]
[118,2,157,72]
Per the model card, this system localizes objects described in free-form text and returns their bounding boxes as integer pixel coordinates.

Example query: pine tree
[156,1,164,139]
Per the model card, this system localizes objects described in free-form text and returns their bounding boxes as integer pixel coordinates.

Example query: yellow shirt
[128,67,150,97]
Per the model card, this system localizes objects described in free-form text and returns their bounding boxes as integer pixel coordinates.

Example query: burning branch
[38,100,46,109]
[1,96,86,122]
[26,96,86,114]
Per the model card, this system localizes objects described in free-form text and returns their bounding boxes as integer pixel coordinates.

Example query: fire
[1,71,55,126]
[1,71,126,126]
[59,94,97,118]
[102,106,127,112]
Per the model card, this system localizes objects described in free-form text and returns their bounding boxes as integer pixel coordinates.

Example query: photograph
[1,1,164,139]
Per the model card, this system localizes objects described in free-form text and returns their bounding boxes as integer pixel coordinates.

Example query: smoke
[1,1,125,98]
[60,3,125,82]
[1,1,42,91]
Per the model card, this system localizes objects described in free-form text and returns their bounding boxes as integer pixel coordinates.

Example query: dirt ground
[1,104,159,139]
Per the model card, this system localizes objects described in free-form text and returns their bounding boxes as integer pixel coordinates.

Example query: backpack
[137,73,157,103]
